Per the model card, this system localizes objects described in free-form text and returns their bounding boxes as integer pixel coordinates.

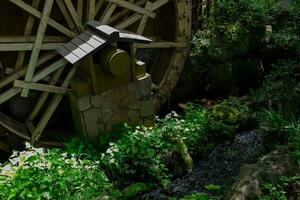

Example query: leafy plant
[0,143,117,200]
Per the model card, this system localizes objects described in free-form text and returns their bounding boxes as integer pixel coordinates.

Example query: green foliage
[257,109,288,134]
[100,124,171,187]
[0,143,117,200]
[269,0,300,52]
[261,176,300,200]
[191,0,282,61]
[250,60,299,115]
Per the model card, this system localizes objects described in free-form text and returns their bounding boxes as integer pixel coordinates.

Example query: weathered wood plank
[99,3,117,24]
[32,64,79,143]
[0,112,30,140]
[56,0,76,31]
[0,52,56,89]
[9,0,76,38]
[137,2,152,35]
[27,67,64,122]
[15,0,41,70]
[135,41,187,48]
[64,0,84,32]
[77,0,83,23]
[0,36,68,43]
[115,13,142,29]
[14,80,70,94]
[21,0,55,97]
[0,43,64,51]
[95,0,105,14]
[87,0,96,22]
[0,88,22,105]
[108,0,146,24]
[107,0,156,18]
[32,58,68,82]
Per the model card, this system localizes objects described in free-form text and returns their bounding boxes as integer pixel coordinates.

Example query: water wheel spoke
[77,0,83,23]
[115,13,142,29]
[0,36,68,43]
[22,0,55,97]
[56,0,76,31]
[135,41,187,48]
[32,64,79,143]
[0,52,56,89]
[9,0,76,38]
[63,0,85,32]
[27,67,65,123]
[107,0,155,18]
[86,0,96,23]
[99,3,117,24]
[15,0,41,71]
[95,0,105,14]
[108,0,147,24]
[0,43,63,51]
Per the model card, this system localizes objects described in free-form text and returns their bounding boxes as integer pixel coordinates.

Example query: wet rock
[140,130,266,199]
[226,146,299,200]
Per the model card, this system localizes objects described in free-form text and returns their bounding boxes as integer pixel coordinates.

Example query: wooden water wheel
[0,0,191,148]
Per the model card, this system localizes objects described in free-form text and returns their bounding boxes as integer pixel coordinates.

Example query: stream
[138,130,267,199]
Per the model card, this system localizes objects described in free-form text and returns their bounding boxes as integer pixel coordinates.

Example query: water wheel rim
[0,0,191,143]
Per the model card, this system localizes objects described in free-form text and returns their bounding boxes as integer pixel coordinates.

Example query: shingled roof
[57,21,152,64]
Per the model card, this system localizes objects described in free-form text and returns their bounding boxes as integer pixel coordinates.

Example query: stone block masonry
[69,74,155,138]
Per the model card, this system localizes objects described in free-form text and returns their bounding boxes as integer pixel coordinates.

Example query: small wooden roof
[58,21,152,64]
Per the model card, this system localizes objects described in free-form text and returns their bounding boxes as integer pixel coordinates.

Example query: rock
[78,96,91,111]
[226,146,299,200]
[140,98,155,117]
[121,183,152,200]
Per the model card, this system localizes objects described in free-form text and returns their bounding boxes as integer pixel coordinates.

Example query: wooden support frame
[31,64,79,143]
[14,80,70,94]
[21,0,55,97]
[9,0,76,38]
[26,67,65,123]
[15,0,41,70]
[64,0,85,32]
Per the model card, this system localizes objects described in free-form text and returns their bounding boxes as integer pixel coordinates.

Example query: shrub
[0,143,116,200]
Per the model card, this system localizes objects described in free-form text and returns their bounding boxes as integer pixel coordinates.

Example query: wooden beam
[27,67,64,123]
[9,0,76,38]
[135,41,187,48]
[32,58,68,82]
[0,56,66,105]
[115,13,142,29]
[0,52,56,89]
[0,36,68,43]
[32,64,79,143]
[22,0,55,97]
[64,0,85,32]
[106,0,156,18]
[151,0,170,10]
[0,43,64,51]
[99,3,117,24]
[14,80,70,94]
[56,0,76,31]
[0,88,22,105]
[137,2,153,35]
[77,0,83,23]
[86,0,96,22]
[108,0,146,24]
[15,0,41,70]
[95,0,105,14]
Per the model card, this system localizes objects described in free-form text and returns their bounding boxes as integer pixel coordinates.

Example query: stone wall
[69,74,154,138]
